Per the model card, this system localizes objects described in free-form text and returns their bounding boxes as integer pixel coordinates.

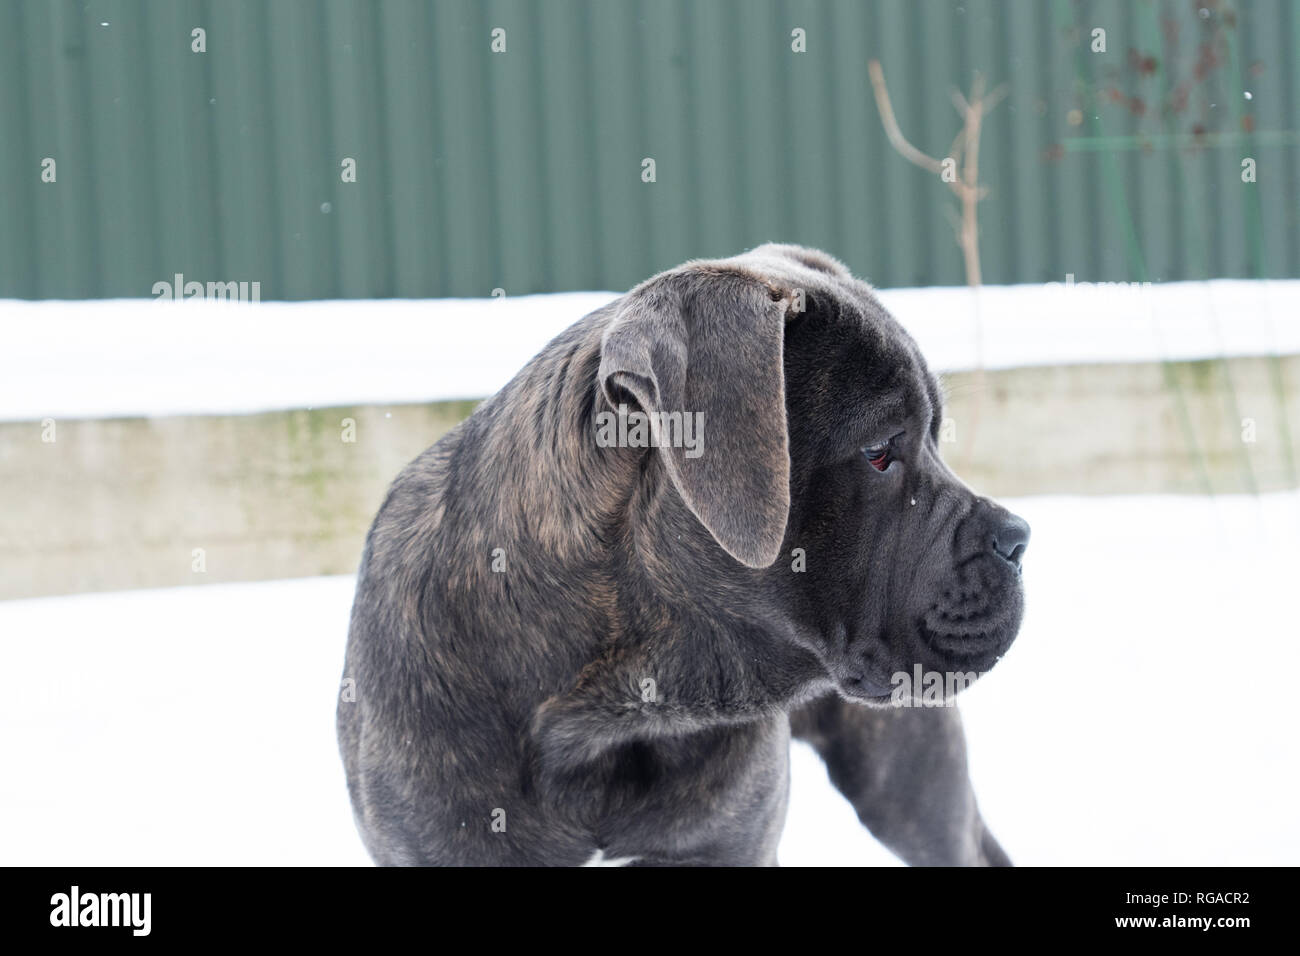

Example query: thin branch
[868,59,946,177]
[942,204,963,244]
[948,127,969,165]
[982,83,1009,113]
[869,59,1006,289]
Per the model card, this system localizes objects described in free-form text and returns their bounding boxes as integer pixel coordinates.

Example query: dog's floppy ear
[598,266,791,569]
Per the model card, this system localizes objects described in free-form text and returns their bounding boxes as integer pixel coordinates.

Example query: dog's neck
[466,311,831,776]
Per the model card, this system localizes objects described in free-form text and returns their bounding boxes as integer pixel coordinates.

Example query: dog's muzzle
[919,502,1030,669]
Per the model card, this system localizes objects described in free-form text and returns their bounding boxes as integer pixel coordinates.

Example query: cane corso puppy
[338,244,1029,866]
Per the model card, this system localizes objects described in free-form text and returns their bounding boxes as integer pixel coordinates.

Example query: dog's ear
[598,266,791,569]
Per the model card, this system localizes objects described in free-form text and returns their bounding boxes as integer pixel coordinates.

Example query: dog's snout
[990,511,1030,569]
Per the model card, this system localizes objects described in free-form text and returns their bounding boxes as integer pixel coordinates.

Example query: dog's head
[598,244,1028,705]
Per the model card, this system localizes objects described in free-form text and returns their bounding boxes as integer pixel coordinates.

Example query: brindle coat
[338,244,1028,866]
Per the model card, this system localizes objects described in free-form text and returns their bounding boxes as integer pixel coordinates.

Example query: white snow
[3,278,1299,421]
[2,493,1297,866]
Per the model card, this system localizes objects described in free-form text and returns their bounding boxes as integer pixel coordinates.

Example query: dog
[337,244,1029,866]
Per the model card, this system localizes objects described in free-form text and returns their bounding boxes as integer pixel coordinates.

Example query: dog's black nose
[990,512,1030,569]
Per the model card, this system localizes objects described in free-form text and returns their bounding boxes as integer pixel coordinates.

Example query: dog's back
[338,309,631,864]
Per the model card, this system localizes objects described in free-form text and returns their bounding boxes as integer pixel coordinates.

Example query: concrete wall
[2,401,476,599]
[3,356,1297,599]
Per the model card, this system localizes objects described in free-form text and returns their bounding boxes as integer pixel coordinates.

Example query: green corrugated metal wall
[1,0,1296,299]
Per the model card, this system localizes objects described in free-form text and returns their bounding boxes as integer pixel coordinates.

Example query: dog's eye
[863,440,893,471]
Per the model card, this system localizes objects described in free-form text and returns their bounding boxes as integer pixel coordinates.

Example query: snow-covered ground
[2,493,1297,866]
[4,278,1300,421]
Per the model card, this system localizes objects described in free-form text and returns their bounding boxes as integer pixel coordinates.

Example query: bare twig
[867,59,1006,288]
[983,83,1010,113]
[947,127,969,166]
[867,59,947,178]
[868,59,1008,472]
